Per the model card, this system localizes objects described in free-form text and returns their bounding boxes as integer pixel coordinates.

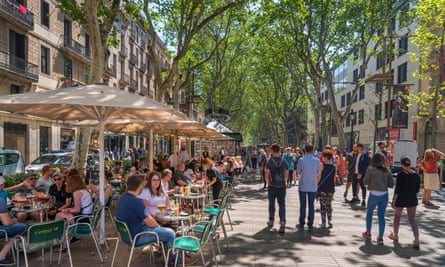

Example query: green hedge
[4,173,26,187]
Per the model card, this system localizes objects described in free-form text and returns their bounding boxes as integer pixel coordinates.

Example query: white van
[391,140,418,174]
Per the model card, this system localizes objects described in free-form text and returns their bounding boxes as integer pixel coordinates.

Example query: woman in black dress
[389,157,421,249]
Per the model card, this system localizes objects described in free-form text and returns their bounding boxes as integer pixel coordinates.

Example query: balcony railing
[120,46,128,57]
[63,37,90,59]
[0,50,38,81]
[140,85,148,95]
[105,65,116,77]
[130,78,138,89]
[122,74,130,84]
[129,53,138,65]
[0,0,34,30]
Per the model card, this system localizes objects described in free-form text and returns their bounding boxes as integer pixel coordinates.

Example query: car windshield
[0,153,20,166]
[31,155,58,164]
[53,155,72,165]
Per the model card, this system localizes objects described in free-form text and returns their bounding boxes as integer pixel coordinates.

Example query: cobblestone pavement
[24,170,444,267]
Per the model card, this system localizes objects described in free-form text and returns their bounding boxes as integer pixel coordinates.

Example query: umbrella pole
[149,129,153,171]
[98,121,105,244]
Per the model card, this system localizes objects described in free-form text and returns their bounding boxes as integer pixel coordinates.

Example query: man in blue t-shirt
[116,175,191,265]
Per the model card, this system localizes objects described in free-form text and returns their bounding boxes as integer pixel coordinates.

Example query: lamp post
[349,110,354,151]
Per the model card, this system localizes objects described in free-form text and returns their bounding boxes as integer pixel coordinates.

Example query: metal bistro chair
[112,218,167,267]
[204,191,232,245]
[189,215,221,263]
[66,205,105,267]
[15,219,65,267]
[168,218,215,267]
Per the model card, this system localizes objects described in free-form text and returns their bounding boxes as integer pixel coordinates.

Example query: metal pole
[350,110,354,151]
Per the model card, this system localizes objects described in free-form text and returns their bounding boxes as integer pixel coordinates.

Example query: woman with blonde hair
[421,148,444,205]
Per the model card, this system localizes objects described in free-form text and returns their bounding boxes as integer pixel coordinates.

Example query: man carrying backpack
[265,144,289,234]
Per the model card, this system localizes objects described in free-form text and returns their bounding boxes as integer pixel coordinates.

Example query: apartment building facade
[321,2,445,152]
[0,0,170,163]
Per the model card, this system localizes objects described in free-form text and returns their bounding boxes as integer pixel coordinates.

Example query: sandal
[412,241,420,250]
[388,232,399,241]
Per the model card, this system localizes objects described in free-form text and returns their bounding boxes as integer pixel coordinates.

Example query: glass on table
[157,204,166,215]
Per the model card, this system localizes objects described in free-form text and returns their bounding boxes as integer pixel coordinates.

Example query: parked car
[26,152,100,173]
[0,149,25,175]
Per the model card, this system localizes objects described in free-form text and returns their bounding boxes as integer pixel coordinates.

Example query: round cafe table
[157,213,193,235]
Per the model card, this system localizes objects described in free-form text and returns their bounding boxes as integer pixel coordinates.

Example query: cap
[53,172,63,178]
[26,172,36,178]
[0,176,5,185]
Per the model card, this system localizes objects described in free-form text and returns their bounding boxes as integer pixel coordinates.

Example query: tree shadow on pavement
[359,239,392,255]
[391,241,428,259]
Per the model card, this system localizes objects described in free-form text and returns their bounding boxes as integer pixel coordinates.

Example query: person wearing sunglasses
[12,172,45,223]
[48,172,72,219]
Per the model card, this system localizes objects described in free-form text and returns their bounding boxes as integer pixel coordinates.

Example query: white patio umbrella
[0,84,188,240]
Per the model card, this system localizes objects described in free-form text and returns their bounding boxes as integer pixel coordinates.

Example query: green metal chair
[168,218,215,267]
[204,191,233,236]
[111,218,166,267]
[189,216,221,260]
[15,219,65,267]
[66,205,105,267]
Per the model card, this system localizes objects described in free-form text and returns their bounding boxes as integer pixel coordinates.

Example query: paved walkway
[25,171,444,266]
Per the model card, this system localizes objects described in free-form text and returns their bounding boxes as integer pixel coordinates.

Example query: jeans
[268,187,286,225]
[366,193,388,237]
[299,191,316,227]
[135,225,175,248]
[352,173,366,200]
[0,223,27,238]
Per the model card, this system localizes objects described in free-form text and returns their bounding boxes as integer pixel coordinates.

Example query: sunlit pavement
[24,170,444,266]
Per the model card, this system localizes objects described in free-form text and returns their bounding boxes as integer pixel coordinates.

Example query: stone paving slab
[22,170,445,266]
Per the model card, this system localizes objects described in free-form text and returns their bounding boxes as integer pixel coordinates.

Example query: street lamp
[349,110,354,151]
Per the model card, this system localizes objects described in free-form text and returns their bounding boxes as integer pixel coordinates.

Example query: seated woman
[48,172,72,219]
[56,171,94,222]
[139,171,176,229]
[89,169,113,205]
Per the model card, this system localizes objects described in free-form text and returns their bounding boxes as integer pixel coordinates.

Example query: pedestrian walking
[388,157,421,249]
[283,147,295,188]
[296,143,320,230]
[344,145,356,202]
[317,150,336,228]
[265,144,289,234]
[350,143,371,207]
[362,152,393,245]
[421,148,444,205]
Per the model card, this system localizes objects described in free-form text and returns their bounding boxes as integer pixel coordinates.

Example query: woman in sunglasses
[48,172,72,219]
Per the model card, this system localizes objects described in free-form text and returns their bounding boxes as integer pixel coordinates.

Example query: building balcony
[130,78,138,90]
[130,30,136,40]
[104,65,116,77]
[120,73,130,85]
[129,53,138,65]
[0,0,34,31]
[119,46,128,57]
[60,37,91,63]
[140,85,148,96]
[0,50,38,82]
[140,63,146,72]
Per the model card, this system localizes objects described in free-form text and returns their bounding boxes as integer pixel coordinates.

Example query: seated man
[0,197,26,264]
[172,163,192,186]
[13,172,45,223]
[116,175,192,265]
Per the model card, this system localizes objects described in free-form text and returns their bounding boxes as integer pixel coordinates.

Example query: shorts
[423,172,440,190]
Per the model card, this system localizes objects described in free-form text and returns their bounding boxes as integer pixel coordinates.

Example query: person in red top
[421,148,444,205]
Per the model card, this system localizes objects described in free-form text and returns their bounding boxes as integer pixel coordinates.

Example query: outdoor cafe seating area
[1,168,237,267]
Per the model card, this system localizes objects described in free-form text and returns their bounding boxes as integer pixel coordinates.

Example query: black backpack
[269,157,285,187]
